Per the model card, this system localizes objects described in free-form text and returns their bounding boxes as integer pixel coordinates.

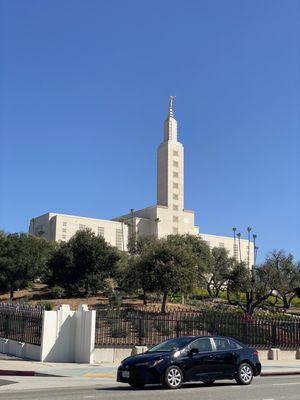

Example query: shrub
[50,286,65,299]
[37,301,53,310]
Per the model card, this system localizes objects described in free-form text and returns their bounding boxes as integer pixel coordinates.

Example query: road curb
[261,371,300,377]
[0,370,35,376]
[0,370,62,377]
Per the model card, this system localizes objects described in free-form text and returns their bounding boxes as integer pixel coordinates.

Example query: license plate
[122,371,130,378]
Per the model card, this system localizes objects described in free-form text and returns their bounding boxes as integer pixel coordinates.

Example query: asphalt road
[1,375,300,400]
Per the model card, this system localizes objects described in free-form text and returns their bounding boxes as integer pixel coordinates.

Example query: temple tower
[157,96,184,213]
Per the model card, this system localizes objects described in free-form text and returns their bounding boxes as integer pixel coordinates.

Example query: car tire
[129,381,144,389]
[163,365,183,389]
[235,363,254,385]
[202,379,215,386]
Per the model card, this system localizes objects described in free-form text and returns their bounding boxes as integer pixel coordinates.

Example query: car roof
[177,335,245,345]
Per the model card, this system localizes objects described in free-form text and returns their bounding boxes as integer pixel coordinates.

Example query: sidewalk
[261,360,300,376]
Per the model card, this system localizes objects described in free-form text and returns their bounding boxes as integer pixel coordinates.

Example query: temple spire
[168,95,175,118]
[164,96,177,142]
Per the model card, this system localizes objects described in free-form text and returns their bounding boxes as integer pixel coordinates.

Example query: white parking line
[273,382,300,386]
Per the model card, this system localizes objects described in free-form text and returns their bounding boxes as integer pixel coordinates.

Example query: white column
[40,304,96,363]
[74,304,96,363]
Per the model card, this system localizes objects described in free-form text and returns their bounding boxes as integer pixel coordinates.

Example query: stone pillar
[268,348,280,360]
[131,345,148,356]
[74,304,96,364]
[40,304,96,363]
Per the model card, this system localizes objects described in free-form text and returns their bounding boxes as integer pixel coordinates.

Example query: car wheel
[129,381,144,389]
[163,365,183,389]
[202,379,215,386]
[236,363,253,385]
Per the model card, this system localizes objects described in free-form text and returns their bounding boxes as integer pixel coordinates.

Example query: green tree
[166,234,211,278]
[262,251,300,310]
[123,236,158,305]
[226,262,276,315]
[138,237,196,313]
[47,229,121,296]
[127,235,157,255]
[201,247,234,298]
[0,232,53,299]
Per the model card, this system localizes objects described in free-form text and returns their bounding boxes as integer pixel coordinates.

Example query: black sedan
[117,335,261,389]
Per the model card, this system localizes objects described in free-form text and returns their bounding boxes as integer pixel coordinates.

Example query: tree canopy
[0,232,53,299]
[135,236,197,312]
[201,247,234,298]
[261,250,300,309]
[47,229,122,296]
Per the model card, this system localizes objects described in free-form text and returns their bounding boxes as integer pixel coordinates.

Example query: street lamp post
[253,234,258,267]
[232,227,237,262]
[247,226,252,269]
[236,232,242,263]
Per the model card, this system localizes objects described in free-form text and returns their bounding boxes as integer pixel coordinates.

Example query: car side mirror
[189,348,199,357]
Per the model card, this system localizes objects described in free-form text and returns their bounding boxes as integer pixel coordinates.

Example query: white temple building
[29,97,254,265]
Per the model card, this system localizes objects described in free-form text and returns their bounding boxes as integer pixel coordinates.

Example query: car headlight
[135,359,164,367]
[152,358,164,367]
[135,362,151,366]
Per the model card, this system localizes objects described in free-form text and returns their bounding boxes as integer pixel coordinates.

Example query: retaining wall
[0,338,40,361]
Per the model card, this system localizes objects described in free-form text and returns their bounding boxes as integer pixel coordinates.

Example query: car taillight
[253,350,258,357]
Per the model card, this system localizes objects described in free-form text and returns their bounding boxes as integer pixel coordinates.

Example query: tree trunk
[207,282,213,298]
[142,290,147,306]
[226,285,233,305]
[282,296,289,310]
[161,292,168,314]
[181,294,185,305]
[9,288,14,300]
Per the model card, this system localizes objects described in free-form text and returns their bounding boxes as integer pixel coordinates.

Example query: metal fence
[95,310,300,349]
[0,302,44,346]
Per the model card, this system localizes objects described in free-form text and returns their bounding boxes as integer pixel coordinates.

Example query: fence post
[21,314,26,343]
[138,317,142,345]
[271,322,277,347]
[176,320,180,337]
[5,313,9,339]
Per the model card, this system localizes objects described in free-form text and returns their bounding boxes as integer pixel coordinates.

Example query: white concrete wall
[74,305,96,364]
[93,347,133,364]
[157,141,184,212]
[40,304,95,363]
[29,213,52,241]
[200,233,255,266]
[29,213,128,251]
[41,304,75,362]
[0,338,40,361]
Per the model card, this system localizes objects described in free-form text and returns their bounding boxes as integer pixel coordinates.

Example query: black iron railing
[95,310,300,349]
[0,302,44,346]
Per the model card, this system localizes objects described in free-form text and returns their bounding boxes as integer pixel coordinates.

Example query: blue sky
[1,0,299,262]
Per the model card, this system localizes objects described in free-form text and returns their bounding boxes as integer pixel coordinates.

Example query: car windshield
[147,337,193,353]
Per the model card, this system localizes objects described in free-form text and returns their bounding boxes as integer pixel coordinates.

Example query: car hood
[121,351,170,366]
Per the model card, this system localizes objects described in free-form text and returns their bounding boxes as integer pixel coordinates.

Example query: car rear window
[214,338,241,351]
